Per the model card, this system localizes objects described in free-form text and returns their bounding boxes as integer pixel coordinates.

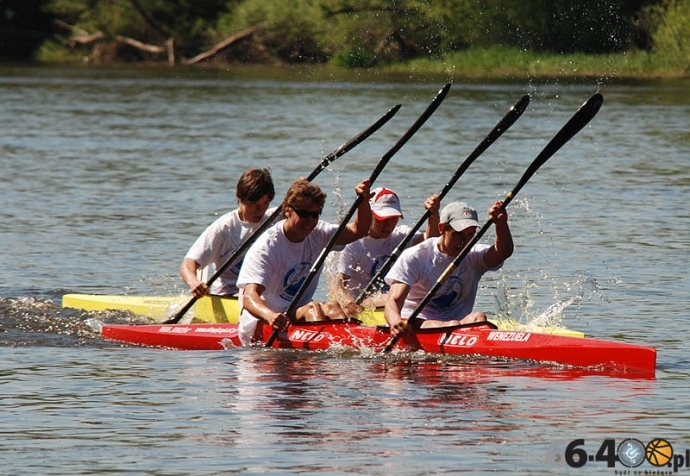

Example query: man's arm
[180,258,209,298]
[384,281,412,338]
[338,178,372,245]
[483,200,514,269]
[242,283,290,331]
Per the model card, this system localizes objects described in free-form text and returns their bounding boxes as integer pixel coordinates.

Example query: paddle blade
[307,103,402,181]
[383,93,604,354]
[509,93,603,201]
[356,94,530,306]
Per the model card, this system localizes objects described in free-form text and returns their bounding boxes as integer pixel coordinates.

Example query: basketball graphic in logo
[645,438,673,466]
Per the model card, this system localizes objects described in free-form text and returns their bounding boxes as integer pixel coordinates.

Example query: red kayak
[101,320,656,376]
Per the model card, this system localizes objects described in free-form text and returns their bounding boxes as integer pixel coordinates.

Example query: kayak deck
[62,293,240,323]
[64,293,585,337]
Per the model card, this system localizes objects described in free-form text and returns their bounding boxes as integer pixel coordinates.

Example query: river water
[1,65,688,475]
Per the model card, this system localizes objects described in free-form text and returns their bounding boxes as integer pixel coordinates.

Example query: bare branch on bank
[183,25,264,65]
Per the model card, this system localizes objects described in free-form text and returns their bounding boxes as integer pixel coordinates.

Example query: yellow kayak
[62,293,585,338]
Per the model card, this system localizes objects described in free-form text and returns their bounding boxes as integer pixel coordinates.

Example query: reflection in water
[216,347,658,470]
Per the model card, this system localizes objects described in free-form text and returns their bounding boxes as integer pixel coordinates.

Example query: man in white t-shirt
[180,168,276,297]
[236,177,372,346]
[384,200,514,338]
[333,187,440,316]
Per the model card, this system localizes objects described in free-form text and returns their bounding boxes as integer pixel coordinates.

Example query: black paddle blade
[307,104,402,181]
[355,93,531,305]
[383,93,604,354]
[368,82,452,184]
[508,93,603,204]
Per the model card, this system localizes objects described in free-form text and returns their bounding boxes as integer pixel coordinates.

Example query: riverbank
[387,47,689,81]
[28,46,689,84]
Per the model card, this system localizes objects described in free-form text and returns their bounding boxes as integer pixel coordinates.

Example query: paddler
[384,200,514,338]
[180,168,276,298]
[236,177,372,346]
[331,187,440,316]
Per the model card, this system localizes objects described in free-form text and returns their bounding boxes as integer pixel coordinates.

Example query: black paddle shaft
[265,83,452,347]
[355,94,532,305]
[162,104,401,324]
[383,93,604,353]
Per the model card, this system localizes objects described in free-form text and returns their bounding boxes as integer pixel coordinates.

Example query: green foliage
[25,0,689,77]
[321,0,458,64]
[383,45,678,80]
[43,0,232,58]
[331,46,375,68]
[646,0,690,69]
[217,0,329,62]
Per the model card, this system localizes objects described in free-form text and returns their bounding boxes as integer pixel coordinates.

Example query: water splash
[493,272,610,332]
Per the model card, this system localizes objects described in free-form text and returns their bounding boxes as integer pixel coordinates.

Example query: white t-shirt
[236,219,341,345]
[384,237,502,321]
[184,207,277,296]
[337,225,422,295]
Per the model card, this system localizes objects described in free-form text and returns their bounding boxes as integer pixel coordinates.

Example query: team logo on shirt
[428,276,464,311]
[228,258,243,276]
[369,255,391,292]
[280,262,311,300]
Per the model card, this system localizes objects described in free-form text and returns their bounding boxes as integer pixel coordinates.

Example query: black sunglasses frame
[289,205,322,220]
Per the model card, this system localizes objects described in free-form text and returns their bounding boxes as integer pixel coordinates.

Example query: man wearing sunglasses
[236,177,372,346]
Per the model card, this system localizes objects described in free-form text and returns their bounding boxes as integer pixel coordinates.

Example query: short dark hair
[236,168,275,203]
[283,178,326,216]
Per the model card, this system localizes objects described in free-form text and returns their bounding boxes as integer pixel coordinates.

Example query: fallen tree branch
[183,25,264,65]
[116,35,165,54]
[55,19,106,47]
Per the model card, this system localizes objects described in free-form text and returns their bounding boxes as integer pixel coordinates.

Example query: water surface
[1,66,688,475]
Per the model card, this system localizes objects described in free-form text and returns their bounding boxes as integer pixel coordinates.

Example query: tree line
[1,0,687,69]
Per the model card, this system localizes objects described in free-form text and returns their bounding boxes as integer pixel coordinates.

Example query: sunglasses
[289,205,322,220]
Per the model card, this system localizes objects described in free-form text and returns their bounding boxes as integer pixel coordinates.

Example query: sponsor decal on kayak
[290,328,326,342]
[193,326,237,335]
[156,326,237,336]
[486,330,531,342]
[440,334,478,347]
[159,326,192,334]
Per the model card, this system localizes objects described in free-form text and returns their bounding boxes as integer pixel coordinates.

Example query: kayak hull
[101,321,656,376]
